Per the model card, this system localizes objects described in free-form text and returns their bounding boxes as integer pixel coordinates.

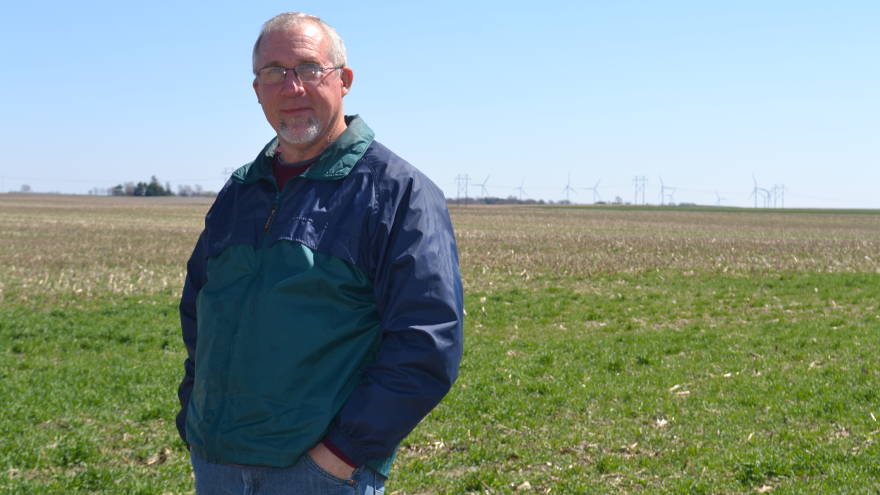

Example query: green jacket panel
[188,240,382,468]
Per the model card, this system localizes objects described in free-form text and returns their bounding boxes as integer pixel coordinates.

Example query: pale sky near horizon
[1,1,878,208]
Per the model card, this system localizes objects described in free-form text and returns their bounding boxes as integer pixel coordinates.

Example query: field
[1,194,879,494]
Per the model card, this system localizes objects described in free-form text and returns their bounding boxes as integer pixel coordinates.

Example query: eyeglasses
[256,64,344,85]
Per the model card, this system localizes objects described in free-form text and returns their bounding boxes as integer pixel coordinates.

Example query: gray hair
[252,12,347,75]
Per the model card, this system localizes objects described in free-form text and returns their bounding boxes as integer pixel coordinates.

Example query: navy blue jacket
[176,115,463,475]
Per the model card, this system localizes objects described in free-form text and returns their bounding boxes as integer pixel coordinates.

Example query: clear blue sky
[1,0,878,208]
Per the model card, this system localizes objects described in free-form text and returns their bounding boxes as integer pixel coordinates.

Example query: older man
[175,12,463,494]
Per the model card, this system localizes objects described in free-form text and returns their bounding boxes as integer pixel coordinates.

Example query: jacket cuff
[324,429,368,468]
[321,438,357,468]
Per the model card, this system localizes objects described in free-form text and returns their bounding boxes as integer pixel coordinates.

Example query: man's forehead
[261,23,326,56]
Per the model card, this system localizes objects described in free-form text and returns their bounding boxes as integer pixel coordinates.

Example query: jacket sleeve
[176,230,208,443]
[325,172,464,467]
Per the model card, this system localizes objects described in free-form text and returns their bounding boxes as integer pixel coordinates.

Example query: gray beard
[278,116,321,145]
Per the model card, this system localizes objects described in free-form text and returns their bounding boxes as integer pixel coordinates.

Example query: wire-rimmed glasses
[256,64,344,85]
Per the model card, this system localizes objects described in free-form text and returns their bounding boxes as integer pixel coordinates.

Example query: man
[175,12,463,494]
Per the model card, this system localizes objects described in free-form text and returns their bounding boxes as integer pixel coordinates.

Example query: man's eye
[298,65,321,76]
[260,67,285,79]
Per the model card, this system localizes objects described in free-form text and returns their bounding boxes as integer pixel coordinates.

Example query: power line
[786,192,876,203]
[433,180,877,205]
[2,176,220,183]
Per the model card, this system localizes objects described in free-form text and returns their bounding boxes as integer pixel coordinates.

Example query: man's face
[252,22,352,153]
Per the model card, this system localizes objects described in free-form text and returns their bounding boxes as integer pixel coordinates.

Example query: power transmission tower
[222,167,235,183]
[455,174,470,207]
[633,176,647,205]
[773,184,786,208]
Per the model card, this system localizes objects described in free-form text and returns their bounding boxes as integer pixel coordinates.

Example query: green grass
[1,295,192,494]
[388,271,880,493]
[3,272,878,493]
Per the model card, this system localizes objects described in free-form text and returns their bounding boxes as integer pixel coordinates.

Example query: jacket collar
[233,115,375,185]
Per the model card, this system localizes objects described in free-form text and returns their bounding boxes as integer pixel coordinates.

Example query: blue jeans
[191,451,385,495]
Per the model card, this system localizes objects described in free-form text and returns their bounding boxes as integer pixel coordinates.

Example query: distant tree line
[11,184,61,194]
[106,176,212,197]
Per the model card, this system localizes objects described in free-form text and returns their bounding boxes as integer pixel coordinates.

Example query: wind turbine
[758,188,772,208]
[583,179,601,203]
[562,173,577,203]
[715,191,727,206]
[749,175,760,208]
[475,174,491,198]
[514,179,529,201]
[665,188,676,205]
[659,176,667,205]
[658,176,676,205]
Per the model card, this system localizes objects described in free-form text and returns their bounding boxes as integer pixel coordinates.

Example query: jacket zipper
[263,204,278,234]
[207,180,283,459]
[262,173,308,243]
[207,168,317,458]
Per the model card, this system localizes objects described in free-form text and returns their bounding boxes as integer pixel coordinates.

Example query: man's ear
[253,78,261,104]
[340,67,353,97]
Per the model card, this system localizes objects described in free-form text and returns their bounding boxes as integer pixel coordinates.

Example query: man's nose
[280,72,306,95]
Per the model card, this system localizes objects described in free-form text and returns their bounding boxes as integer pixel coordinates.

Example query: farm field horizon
[1,194,879,494]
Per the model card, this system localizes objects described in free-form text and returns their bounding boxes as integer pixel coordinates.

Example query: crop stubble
[2,196,878,305]
[0,195,211,304]
[453,206,880,285]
